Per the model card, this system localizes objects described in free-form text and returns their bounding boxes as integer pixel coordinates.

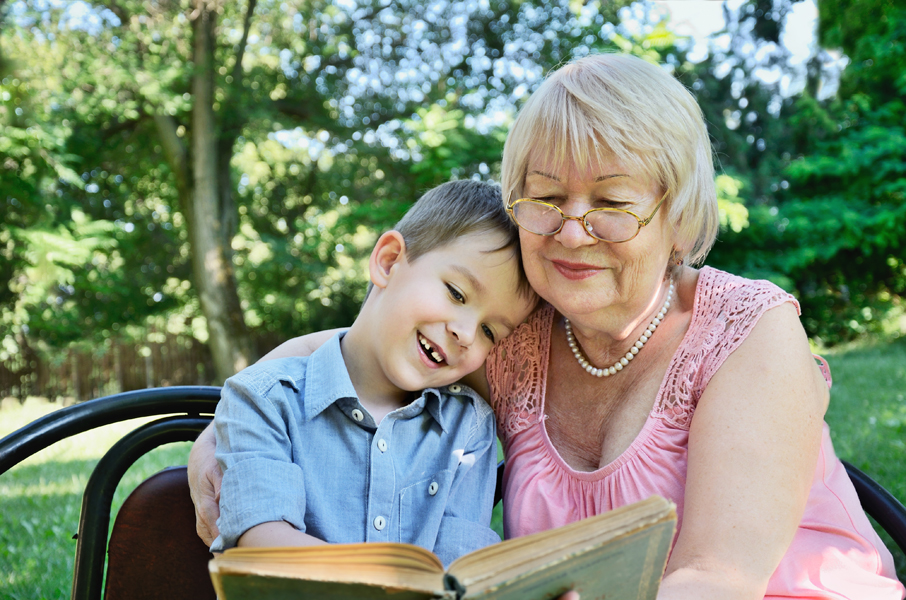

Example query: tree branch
[100,113,148,141]
[218,0,257,140]
[231,0,257,84]
[153,114,190,197]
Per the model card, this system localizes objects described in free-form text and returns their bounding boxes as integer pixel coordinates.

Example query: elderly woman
[189,53,905,599]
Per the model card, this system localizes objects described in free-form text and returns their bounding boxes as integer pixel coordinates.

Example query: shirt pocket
[398,469,454,550]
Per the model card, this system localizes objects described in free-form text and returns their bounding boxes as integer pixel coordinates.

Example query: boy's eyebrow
[452,265,485,296]
[451,264,518,330]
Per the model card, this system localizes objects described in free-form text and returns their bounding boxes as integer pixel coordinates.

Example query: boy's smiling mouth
[418,333,447,365]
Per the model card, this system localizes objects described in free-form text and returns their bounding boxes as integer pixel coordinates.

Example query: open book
[209,495,676,600]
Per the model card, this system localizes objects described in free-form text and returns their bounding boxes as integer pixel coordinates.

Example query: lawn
[821,335,906,579]
[0,336,904,598]
[0,402,193,600]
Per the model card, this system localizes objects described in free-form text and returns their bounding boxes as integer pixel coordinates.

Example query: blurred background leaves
[0,0,904,392]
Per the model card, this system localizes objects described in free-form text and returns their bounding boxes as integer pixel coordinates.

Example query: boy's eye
[481,324,495,343]
[446,283,465,303]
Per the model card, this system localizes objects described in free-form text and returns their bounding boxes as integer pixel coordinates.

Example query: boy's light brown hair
[366,179,535,302]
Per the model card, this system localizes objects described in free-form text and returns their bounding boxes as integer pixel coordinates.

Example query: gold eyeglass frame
[506,189,670,243]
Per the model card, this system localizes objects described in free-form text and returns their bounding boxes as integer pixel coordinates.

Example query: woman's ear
[369,231,407,290]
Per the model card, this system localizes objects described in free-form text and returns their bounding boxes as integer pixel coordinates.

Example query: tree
[3,0,641,382]
[702,0,906,344]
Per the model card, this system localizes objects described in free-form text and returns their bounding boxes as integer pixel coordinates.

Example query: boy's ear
[369,230,407,290]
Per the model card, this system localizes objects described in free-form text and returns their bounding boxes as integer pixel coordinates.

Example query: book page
[211,542,447,594]
[448,496,675,592]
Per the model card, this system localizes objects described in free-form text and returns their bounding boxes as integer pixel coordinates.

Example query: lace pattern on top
[486,305,554,442]
[487,268,800,438]
[654,267,798,428]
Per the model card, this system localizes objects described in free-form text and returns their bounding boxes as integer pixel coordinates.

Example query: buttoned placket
[365,411,397,542]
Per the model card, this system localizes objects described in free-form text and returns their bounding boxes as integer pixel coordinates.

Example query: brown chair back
[104,466,216,600]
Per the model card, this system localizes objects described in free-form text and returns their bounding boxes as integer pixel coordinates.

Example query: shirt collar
[302,333,359,421]
[301,332,450,432]
[421,388,447,433]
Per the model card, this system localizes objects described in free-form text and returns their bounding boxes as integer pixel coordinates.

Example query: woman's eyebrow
[528,170,559,181]
[526,171,630,182]
[595,174,630,182]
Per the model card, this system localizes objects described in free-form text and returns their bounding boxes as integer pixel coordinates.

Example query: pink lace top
[487,267,904,600]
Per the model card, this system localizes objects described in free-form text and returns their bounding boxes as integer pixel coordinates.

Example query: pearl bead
[564,281,674,378]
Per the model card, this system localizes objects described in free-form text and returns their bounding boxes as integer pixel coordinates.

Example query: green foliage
[3,0,649,364]
[703,0,906,345]
[4,0,905,364]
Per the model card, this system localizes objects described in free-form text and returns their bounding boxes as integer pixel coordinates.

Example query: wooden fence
[0,333,217,402]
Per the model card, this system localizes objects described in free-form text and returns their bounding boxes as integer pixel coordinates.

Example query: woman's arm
[188,328,347,546]
[238,521,327,547]
[258,329,345,361]
[658,302,829,600]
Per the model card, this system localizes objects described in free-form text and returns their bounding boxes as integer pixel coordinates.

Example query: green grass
[0,398,192,600]
[1,337,904,597]
[822,336,906,581]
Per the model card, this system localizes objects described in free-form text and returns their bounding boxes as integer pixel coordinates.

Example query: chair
[0,386,221,600]
[842,460,906,556]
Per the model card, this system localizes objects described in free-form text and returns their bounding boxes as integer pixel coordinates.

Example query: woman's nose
[555,213,599,248]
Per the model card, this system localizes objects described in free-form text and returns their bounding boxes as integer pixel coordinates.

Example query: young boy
[209,180,537,566]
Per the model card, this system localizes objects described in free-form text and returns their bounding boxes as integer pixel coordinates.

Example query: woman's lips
[551,259,603,280]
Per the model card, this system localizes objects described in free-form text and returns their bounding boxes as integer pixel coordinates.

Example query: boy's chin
[393,372,461,393]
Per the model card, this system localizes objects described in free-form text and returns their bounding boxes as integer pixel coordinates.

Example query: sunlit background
[1,0,903,395]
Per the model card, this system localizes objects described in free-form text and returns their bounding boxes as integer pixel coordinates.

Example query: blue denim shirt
[211,333,500,565]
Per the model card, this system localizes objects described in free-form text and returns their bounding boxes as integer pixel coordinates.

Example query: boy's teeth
[419,334,443,364]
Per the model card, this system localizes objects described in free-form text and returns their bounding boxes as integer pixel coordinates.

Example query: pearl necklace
[564,282,675,377]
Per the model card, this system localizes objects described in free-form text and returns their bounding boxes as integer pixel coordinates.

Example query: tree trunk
[188,0,256,383]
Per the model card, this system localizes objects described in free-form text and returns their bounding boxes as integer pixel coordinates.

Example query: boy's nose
[449,319,477,348]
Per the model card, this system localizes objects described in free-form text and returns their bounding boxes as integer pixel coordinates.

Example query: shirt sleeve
[431,398,501,566]
[211,372,307,551]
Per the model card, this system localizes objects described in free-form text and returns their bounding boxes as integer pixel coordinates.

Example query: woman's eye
[481,324,495,343]
[595,198,625,208]
[446,284,465,303]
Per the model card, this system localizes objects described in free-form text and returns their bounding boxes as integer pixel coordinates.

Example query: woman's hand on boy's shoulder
[258,328,348,362]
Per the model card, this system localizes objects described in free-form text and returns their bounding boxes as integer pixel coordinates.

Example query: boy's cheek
[462,348,493,374]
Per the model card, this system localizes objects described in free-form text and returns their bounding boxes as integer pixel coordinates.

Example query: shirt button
[377,439,388,452]
[351,409,364,422]
[448,384,462,393]
[428,481,439,496]
[373,516,386,531]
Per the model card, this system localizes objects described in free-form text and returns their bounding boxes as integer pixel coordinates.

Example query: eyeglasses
[506,189,670,243]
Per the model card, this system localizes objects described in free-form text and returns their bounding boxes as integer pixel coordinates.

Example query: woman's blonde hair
[500,53,719,266]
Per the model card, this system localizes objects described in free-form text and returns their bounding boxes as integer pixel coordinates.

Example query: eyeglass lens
[511,201,639,242]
